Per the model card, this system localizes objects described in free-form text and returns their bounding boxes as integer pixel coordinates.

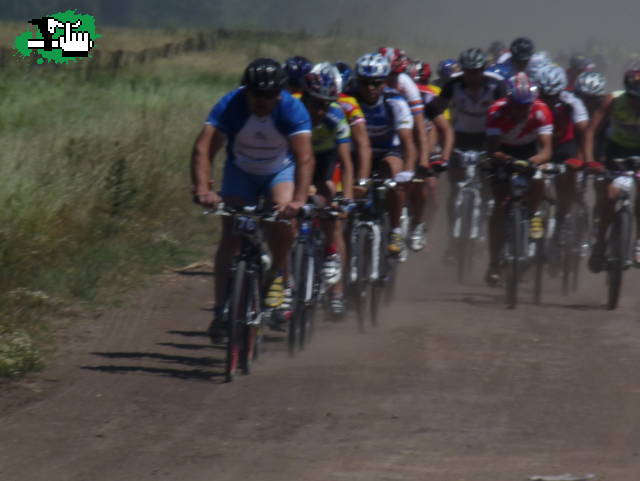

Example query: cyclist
[484,72,553,285]
[566,53,596,90]
[537,65,589,242]
[495,37,535,79]
[352,53,417,254]
[487,40,508,65]
[437,48,508,261]
[335,61,373,196]
[585,69,640,272]
[300,62,354,315]
[191,58,314,340]
[379,47,431,251]
[283,56,313,95]
[434,58,461,88]
[413,60,455,251]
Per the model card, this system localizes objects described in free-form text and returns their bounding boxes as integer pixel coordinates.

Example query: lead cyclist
[191,58,314,341]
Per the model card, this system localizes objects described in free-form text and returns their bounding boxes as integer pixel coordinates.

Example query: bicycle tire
[560,213,576,296]
[457,191,474,284]
[355,224,372,332]
[289,241,305,356]
[505,205,522,309]
[381,212,398,305]
[241,274,261,375]
[225,259,247,382]
[606,209,630,310]
[571,204,589,292]
[298,253,315,350]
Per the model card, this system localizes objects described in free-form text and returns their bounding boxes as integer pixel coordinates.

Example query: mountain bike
[499,159,537,309]
[212,204,280,382]
[289,201,343,355]
[346,177,397,330]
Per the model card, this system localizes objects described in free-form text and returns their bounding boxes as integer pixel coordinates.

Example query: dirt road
[2,242,640,481]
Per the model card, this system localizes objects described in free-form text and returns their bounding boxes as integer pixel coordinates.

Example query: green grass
[0,51,235,377]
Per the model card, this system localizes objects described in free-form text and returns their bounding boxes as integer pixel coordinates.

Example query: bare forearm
[338,143,354,199]
[413,114,430,166]
[352,123,372,180]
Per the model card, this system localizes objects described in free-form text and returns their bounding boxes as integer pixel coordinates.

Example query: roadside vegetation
[0,24,377,378]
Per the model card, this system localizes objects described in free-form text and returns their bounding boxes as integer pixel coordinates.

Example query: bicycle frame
[452,149,489,242]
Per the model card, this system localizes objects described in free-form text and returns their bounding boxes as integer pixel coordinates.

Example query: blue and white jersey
[205,87,311,175]
[359,88,413,152]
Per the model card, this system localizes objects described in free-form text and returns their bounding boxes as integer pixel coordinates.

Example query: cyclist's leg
[264,165,296,308]
[379,153,405,253]
[378,154,403,228]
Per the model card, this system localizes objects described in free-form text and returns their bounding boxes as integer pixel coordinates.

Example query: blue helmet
[283,56,312,89]
[507,72,539,104]
[334,61,353,90]
[437,58,460,81]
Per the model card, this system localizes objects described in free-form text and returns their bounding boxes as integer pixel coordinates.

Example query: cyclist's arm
[337,142,354,199]
[487,135,511,161]
[574,120,589,161]
[350,122,372,180]
[432,114,454,163]
[530,133,552,165]
[191,124,226,200]
[398,127,417,171]
[585,94,613,165]
[290,132,314,205]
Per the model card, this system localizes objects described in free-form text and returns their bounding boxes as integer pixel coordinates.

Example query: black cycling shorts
[313,150,338,188]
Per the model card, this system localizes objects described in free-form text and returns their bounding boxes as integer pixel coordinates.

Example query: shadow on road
[81,364,223,380]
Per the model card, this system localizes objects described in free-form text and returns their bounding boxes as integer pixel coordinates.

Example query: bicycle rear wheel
[225,260,247,382]
[606,209,630,310]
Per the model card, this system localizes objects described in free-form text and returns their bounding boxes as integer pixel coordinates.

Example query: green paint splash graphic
[14,10,101,64]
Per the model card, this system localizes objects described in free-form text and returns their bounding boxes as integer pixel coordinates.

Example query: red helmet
[410,60,432,85]
[378,46,410,74]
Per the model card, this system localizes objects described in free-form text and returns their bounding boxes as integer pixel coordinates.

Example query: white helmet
[575,71,606,96]
[355,53,391,80]
[537,65,568,96]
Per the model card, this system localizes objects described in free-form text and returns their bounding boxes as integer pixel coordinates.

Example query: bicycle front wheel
[225,260,247,382]
[606,209,630,310]
[457,190,475,284]
[505,206,523,309]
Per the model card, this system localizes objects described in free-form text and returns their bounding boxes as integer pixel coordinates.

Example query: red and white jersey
[486,98,553,146]
[389,72,424,116]
[544,90,589,145]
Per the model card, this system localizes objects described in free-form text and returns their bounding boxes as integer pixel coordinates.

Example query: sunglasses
[248,89,280,99]
[358,78,386,87]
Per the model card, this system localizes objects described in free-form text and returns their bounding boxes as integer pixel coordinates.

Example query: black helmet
[242,58,286,93]
[459,48,487,70]
[282,56,313,89]
[510,37,535,62]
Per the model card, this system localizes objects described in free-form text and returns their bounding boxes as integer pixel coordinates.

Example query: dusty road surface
[2,240,640,481]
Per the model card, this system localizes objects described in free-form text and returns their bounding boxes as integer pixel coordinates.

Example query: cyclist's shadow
[81,330,226,381]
